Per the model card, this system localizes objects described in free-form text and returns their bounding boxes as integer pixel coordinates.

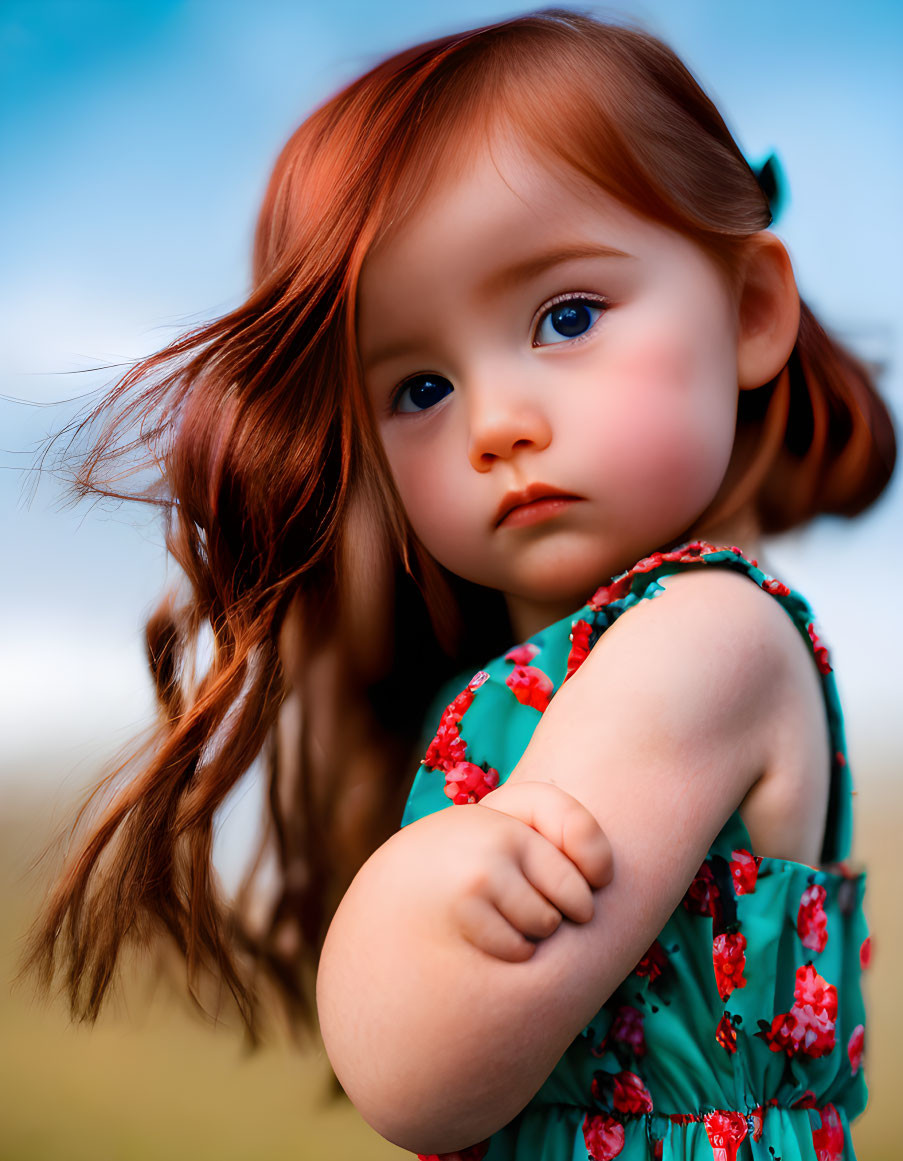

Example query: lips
[494,483,581,527]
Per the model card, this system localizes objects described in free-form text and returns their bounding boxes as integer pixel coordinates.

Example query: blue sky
[2,1,901,802]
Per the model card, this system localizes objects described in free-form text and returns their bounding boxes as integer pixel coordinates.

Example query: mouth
[494,484,582,529]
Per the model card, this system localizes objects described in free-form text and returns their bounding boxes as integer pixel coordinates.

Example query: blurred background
[1,1,900,1158]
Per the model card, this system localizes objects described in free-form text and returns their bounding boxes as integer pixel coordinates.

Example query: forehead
[359,140,653,298]
[391,137,634,235]
[355,136,715,350]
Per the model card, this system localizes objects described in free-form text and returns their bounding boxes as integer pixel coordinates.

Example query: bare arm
[316,570,795,1154]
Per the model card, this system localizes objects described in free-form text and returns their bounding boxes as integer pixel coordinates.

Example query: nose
[466,377,552,472]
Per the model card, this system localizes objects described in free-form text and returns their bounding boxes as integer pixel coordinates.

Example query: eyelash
[531,292,610,347]
[387,291,611,414]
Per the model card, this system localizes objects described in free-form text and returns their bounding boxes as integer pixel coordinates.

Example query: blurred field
[0,791,408,1161]
[1,755,899,1161]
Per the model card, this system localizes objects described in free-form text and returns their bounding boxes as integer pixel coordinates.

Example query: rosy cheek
[392,448,460,532]
[607,332,698,395]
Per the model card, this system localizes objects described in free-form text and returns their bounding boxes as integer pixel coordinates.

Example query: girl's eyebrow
[361,242,633,376]
[477,242,633,300]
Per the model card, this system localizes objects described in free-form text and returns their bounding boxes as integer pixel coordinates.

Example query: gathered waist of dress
[572,1097,847,1161]
[416,1097,856,1161]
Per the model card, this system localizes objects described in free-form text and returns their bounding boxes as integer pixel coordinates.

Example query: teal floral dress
[400,542,869,1161]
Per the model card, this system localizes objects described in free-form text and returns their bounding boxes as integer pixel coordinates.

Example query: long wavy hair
[26,9,896,1047]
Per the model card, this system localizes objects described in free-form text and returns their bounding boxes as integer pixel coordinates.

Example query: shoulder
[507,554,830,843]
[506,560,813,853]
[652,563,808,688]
[570,564,799,767]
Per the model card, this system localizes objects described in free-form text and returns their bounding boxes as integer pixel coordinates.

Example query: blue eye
[392,373,454,414]
[534,297,606,346]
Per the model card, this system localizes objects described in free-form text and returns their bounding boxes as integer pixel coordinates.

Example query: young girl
[29,10,894,1161]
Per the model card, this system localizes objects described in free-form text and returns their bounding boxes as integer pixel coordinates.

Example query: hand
[479,779,613,948]
[408,780,612,963]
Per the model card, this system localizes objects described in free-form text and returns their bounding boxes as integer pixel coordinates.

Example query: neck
[694,505,763,563]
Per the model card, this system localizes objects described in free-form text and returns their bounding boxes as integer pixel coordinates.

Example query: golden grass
[1,799,408,1161]
[2,761,899,1161]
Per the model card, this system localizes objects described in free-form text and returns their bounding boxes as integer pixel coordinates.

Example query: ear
[735,233,800,390]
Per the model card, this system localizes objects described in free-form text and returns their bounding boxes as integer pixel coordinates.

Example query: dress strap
[578,541,853,865]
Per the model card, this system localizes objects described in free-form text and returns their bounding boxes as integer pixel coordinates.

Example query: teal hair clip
[749,151,787,226]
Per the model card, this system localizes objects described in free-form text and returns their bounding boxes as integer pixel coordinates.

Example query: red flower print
[612,1070,653,1115]
[565,618,592,682]
[423,706,469,771]
[800,1007,837,1057]
[860,936,872,968]
[444,762,500,805]
[417,1141,489,1161]
[423,676,486,772]
[806,623,833,675]
[712,932,747,1000]
[585,541,757,617]
[582,1113,625,1160]
[811,1104,844,1161]
[848,1023,864,1075]
[610,1005,647,1057]
[792,1091,818,1108]
[729,849,761,895]
[760,964,837,1058]
[761,1009,804,1055]
[670,539,714,559]
[748,1107,764,1142]
[703,1110,748,1161]
[682,861,720,917]
[794,963,838,1019]
[715,1013,737,1054]
[633,551,665,573]
[504,642,539,666]
[634,940,667,983]
[791,1013,837,1059]
[797,884,829,952]
[652,1141,663,1161]
[588,574,632,610]
[506,664,553,712]
[762,577,790,597]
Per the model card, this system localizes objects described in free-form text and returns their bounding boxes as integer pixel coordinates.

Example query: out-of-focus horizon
[2,0,901,812]
[1,2,901,1158]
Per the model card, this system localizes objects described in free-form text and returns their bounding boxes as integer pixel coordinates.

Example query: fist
[435,780,613,962]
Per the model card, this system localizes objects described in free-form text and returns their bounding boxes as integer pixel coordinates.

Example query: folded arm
[316,569,794,1154]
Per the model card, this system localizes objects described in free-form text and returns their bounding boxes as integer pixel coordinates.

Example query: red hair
[26,9,895,1045]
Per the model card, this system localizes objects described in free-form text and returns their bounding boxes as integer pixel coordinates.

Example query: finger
[518,828,595,924]
[489,858,565,941]
[482,781,614,889]
[452,893,538,963]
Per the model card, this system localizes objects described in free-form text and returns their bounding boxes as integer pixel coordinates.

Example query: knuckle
[461,844,508,895]
[462,866,493,898]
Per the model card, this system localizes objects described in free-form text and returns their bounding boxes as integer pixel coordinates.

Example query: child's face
[357,139,743,639]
